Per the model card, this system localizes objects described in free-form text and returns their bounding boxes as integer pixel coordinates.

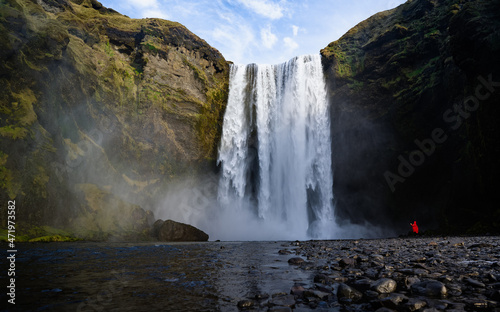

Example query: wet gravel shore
[2,236,499,311]
[245,236,500,311]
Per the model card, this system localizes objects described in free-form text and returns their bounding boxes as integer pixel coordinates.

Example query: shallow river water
[1,241,311,311]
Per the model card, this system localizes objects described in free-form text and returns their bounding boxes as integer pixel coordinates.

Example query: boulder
[155,219,209,242]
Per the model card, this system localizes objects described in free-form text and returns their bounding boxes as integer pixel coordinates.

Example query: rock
[379,293,408,309]
[465,277,486,288]
[411,280,447,297]
[253,292,269,300]
[404,276,421,289]
[353,278,374,291]
[288,257,305,265]
[405,298,427,311]
[313,274,332,285]
[290,285,305,297]
[339,258,356,267]
[156,220,209,242]
[152,219,164,238]
[337,283,363,302]
[237,299,255,310]
[446,284,462,296]
[303,289,330,300]
[372,278,397,294]
[268,307,292,312]
[270,295,295,307]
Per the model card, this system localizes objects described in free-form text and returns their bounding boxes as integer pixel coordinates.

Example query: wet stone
[337,283,363,302]
[372,278,397,294]
[465,277,486,288]
[288,257,305,265]
[353,278,373,291]
[303,289,330,300]
[268,306,292,312]
[406,298,427,311]
[313,274,332,285]
[411,280,447,297]
[270,294,295,307]
[339,258,356,267]
[237,299,255,310]
[290,285,305,297]
[379,293,408,309]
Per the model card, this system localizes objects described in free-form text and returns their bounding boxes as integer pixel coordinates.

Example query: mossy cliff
[322,0,500,233]
[0,0,229,239]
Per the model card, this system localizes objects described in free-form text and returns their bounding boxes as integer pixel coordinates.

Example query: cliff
[322,0,500,233]
[0,0,229,239]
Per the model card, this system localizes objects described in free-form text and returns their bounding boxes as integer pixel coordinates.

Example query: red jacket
[411,221,419,234]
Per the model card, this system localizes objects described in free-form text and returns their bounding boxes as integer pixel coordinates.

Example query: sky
[97,0,407,65]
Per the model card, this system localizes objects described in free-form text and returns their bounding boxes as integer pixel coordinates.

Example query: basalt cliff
[322,0,500,234]
[0,0,229,240]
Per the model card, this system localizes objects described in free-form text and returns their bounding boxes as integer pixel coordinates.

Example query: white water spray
[216,55,337,240]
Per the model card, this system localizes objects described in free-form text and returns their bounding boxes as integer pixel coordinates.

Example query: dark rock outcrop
[321,0,500,234]
[154,219,209,242]
[0,0,229,238]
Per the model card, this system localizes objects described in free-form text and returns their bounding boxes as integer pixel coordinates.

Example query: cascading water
[217,54,336,240]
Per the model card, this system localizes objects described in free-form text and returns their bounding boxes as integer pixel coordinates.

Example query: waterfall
[217,54,336,240]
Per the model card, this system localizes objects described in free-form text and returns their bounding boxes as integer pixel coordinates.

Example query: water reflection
[2,241,312,311]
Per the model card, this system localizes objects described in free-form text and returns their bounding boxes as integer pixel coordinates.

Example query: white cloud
[122,0,160,9]
[283,37,298,51]
[261,26,278,49]
[292,25,299,36]
[237,0,284,19]
[212,24,255,64]
[141,9,169,19]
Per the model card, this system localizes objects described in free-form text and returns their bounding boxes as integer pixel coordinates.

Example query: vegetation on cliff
[322,0,500,234]
[0,0,229,239]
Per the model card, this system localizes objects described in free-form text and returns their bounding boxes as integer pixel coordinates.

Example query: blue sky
[97,0,406,65]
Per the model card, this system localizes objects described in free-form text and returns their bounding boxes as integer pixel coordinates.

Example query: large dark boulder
[155,219,209,242]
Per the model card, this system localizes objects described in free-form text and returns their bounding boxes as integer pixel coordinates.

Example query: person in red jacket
[410,221,419,234]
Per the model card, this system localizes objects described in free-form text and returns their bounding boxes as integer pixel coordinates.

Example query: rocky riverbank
[237,236,499,311]
[3,236,499,311]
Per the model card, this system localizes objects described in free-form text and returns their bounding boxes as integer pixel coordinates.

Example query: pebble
[288,257,305,265]
[236,236,500,311]
[337,283,363,302]
[411,280,447,297]
[371,278,397,294]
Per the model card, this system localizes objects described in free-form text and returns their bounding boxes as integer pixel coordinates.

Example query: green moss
[182,57,208,87]
[104,40,114,57]
[196,79,229,159]
[0,152,17,199]
[0,125,29,139]
[0,226,80,242]
[28,235,80,242]
[143,42,158,53]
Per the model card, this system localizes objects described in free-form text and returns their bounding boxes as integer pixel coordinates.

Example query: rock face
[321,0,500,234]
[155,219,209,242]
[0,0,229,238]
